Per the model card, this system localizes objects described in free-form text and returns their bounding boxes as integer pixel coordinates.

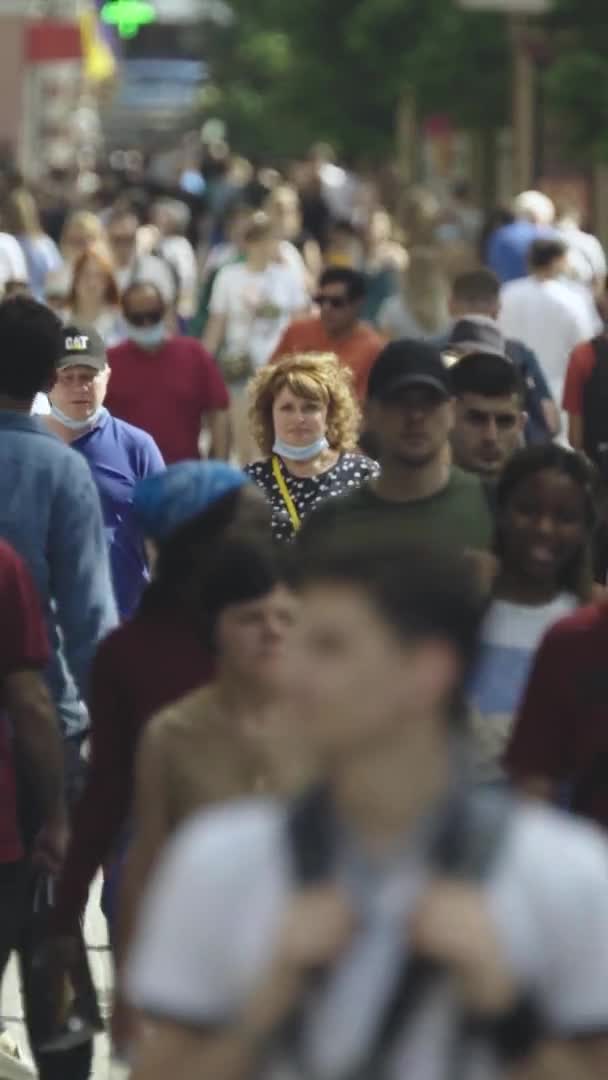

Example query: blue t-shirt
[487,221,555,283]
[73,410,165,620]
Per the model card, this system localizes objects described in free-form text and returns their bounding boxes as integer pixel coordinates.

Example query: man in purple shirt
[41,325,165,619]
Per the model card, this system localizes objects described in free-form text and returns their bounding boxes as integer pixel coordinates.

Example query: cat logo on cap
[66,335,90,351]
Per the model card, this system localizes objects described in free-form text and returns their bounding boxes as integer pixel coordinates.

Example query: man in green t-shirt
[300,339,493,552]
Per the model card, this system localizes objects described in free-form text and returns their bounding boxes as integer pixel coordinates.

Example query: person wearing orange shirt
[270,267,384,402]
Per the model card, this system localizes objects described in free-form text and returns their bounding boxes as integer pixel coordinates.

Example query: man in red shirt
[270,268,384,402]
[506,602,608,831]
[0,539,67,977]
[562,337,598,452]
[106,282,230,463]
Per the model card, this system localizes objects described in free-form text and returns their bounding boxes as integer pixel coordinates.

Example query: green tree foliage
[543,0,608,162]
[201,0,509,162]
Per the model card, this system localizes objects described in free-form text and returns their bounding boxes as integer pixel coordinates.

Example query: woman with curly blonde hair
[246,352,378,542]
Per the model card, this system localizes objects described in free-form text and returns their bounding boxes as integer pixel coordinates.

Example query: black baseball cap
[58,325,107,372]
[447,316,506,358]
[368,340,453,401]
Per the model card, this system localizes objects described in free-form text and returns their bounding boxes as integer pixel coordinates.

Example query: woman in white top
[203,211,308,463]
[469,444,595,781]
[66,247,125,346]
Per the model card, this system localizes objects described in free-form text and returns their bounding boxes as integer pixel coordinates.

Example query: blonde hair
[60,211,108,258]
[3,188,42,236]
[248,353,361,457]
[401,246,450,334]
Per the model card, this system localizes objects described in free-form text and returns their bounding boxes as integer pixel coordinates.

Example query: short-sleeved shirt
[299,468,493,554]
[70,409,165,620]
[506,602,608,829]
[245,453,379,543]
[209,262,306,370]
[271,317,385,402]
[106,337,229,464]
[127,796,608,1079]
[0,540,50,863]
[468,594,578,782]
[562,340,596,416]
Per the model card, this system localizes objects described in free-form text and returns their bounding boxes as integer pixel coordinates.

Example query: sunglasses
[126,310,164,327]
[315,293,350,309]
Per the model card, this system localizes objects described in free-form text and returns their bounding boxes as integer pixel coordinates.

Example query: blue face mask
[49,403,106,432]
[125,320,167,350]
[273,435,329,462]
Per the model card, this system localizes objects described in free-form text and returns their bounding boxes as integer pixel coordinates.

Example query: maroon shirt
[0,540,50,863]
[106,336,229,464]
[52,606,213,931]
[506,602,608,829]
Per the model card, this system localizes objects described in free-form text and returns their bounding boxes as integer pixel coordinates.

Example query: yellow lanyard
[272,455,301,532]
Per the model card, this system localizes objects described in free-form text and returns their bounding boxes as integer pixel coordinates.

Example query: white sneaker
[0,1032,36,1080]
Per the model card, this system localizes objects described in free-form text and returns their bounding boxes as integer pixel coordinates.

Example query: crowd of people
[0,145,608,1080]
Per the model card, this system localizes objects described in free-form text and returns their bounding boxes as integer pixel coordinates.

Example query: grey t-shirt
[127,797,608,1079]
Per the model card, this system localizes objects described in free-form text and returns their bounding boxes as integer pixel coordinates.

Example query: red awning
[26,21,82,64]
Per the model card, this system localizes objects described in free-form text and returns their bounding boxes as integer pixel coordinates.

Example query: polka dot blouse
[245,452,380,543]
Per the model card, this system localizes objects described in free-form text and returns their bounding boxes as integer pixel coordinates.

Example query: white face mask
[125,320,166,349]
[49,403,105,432]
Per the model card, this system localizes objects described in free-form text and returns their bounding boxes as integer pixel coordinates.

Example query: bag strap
[272,455,301,532]
[282,785,514,1080]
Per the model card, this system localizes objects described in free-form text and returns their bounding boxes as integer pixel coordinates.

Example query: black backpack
[582,335,608,474]
[264,783,516,1080]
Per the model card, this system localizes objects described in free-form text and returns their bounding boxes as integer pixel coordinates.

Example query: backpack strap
[280,785,514,1080]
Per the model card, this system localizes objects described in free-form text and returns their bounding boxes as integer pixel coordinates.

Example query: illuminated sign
[100,1,157,39]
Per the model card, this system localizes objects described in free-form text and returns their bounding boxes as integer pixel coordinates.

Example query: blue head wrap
[133,461,251,542]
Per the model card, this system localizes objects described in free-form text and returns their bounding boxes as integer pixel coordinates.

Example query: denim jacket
[0,412,118,735]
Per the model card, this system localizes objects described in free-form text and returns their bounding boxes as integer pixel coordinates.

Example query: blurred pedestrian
[150,198,199,320]
[0,297,117,1080]
[107,282,229,463]
[49,464,270,947]
[67,248,124,346]
[444,270,560,443]
[246,353,378,542]
[106,207,177,309]
[271,268,384,403]
[556,198,607,299]
[487,189,555,283]
[499,237,600,413]
[507,589,608,832]
[43,325,165,620]
[44,210,108,312]
[300,340,492,554]
[361,207,407,325]
[469,445,594,783]
[0,541,67,1080]
[112,537,309,1049]
[203,211,307,463]
[264,183,321,290]
[377,246,450,341]
[0,297,117,748]
[127,528,608,1079]
[2,188,62,301]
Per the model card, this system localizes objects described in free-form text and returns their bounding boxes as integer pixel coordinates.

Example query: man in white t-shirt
[126,529,608,1080]
[499,237,600,415]
[203,211,307,462]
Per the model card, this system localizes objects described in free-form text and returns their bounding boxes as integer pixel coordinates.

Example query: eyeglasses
[315,293,350,309]
[125,310,164,327]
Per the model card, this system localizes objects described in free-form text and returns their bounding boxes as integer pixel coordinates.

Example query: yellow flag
[80,9,116,83]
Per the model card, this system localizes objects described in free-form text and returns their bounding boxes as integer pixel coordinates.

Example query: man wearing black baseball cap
[300,340,492,551]
[43,324,165,620]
